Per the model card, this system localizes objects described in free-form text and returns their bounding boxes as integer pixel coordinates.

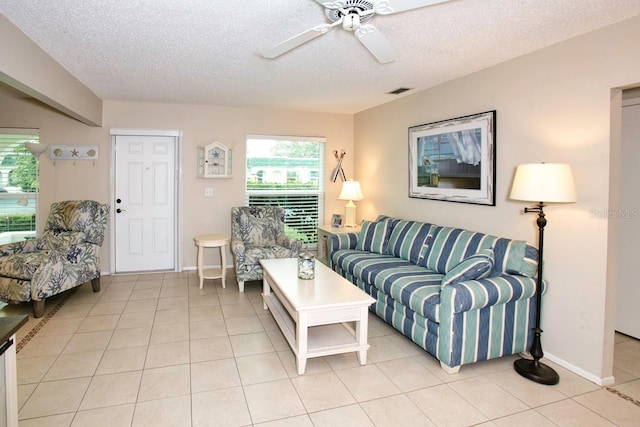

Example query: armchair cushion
[243,245,296,265]
[0,252,46,280]
[41,231,87,250]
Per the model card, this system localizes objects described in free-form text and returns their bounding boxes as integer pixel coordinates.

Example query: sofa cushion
[441,248,494,287]
[420,227,497,274]
[356,220,392,254]
[332,249,443,322]
[386,220,434,264]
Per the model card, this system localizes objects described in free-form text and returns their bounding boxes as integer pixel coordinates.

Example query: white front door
[113,133,178,273]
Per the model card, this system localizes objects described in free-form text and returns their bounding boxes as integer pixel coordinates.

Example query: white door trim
[109,128,183,274]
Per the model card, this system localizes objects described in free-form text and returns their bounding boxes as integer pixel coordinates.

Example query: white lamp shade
[510,163,577,203]
[338,180,364,201]
[24,142,48,157]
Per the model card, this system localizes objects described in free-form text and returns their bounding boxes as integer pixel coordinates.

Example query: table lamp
[338,180,364,228]
[510,162,577,385]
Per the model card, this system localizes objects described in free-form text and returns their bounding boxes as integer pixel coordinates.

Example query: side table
[317,224,362,265]
[194,234,230,289]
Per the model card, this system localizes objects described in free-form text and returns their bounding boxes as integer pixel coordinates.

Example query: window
[246,136,325,247]
[0,128,39,245]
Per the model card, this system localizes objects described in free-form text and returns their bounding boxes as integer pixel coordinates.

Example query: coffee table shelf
[261,258,375,374]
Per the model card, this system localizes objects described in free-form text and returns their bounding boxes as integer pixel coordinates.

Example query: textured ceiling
[2,0,640,114]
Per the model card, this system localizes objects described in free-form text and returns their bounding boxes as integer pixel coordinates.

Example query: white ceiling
[2,0,640,114]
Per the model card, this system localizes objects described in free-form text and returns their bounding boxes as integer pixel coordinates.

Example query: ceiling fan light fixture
[343,12,361,31]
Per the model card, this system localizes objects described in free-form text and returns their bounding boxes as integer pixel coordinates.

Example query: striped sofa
[328,216,541,373]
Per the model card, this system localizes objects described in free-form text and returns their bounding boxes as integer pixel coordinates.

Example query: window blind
[245,136,325,248]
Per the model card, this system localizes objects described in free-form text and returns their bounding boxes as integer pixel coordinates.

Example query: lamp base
[514,358,559,385]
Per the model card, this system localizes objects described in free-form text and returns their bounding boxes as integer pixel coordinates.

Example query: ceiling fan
[262,0,451,64]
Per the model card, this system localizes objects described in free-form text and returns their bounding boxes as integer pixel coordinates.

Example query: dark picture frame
[408,110,496,206]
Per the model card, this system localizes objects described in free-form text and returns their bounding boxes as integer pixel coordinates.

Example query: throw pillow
[441,248,495,287]
[356,220,391,254]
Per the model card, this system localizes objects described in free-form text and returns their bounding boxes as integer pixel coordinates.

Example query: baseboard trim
[544,352,615,386]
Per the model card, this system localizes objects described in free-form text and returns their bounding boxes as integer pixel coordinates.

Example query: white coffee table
[260,258,375,375]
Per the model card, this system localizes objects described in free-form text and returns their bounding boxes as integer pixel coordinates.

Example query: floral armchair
[231,206,302,292]
[0,200,109,317]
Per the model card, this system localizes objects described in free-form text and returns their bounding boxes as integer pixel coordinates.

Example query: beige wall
[353,15,640,383]
[0,92,354,276]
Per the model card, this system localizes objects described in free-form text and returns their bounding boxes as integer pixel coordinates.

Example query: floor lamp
[509,163,577,385]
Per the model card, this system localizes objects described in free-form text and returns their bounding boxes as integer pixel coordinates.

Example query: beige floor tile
[129,288,161,301]
[291,371,355,412]
[386,333,430,356]
[153,308,189,325]
[145,340,189,368]
[189,305,223,322]
[617,339,640,358]
[132,395,191,427]
[366,335,410,363]
[360,394,436,427]
[17,333,73,358]
[335,364,401,402]
[53,303,93,319]
[221,302,256,319]
[88,301,126,316]
[536,398,616,426]
[159,285,189,298]
[191,387,252,427]
[19,413,75,427]
[408,384,488,426]
[79,370,142,411]
[253,415,314,427]
[323,352,363,371]
[133,280,162,291]
[116,310,155,329]
[243,379,306,424]
[278,350,333,377]
[230,331,275,356]
[157,296,188,311]
[76,314,120,333]
[308,404,374,427]
[97,289,132,303]
[613,367,637,385]
[449,376,529,419]
[150,321,190,345]
[95,345,147,375]
[188,293,220,307]
[573,389,640,427]
[236,352,289,385]
[189,319,228,340]
[37,317,83,336]
[17,356,56,385]
[191,358,241,393]
[257,312,279,332]
[614,349,640,377]
[62,331,111,354]
[492,409,559,426]
[124,298,158,313]
[138,364,190,402]
[19,377,91,419]
[70,404,135,427]
[267,329,289,351]
[225,315,265,335]
[613,378,640,400]
[190,336,233,362]
[543,361,602,397]
[487,369,566,407]
[43,351,102,381]
[107,326,152,349]
[377,357,442,392]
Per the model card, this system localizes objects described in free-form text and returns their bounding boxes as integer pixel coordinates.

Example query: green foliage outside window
[7,146,37,192]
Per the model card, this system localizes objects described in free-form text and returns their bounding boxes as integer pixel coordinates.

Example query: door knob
[116,198,122,203]
[116,208,126,214]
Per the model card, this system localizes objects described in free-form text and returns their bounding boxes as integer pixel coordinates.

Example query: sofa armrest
[277,236,303,255]
[327,232,359,253]
[441,274,544,314]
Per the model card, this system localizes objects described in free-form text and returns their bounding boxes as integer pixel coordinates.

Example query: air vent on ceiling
[387,87,412,95]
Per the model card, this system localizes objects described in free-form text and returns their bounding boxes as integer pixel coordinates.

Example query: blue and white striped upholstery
[356,220,392,254]
[327,215,543,373]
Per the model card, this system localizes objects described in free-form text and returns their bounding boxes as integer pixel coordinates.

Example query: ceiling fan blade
[374,0,450,15]
[312,0,347,9]
[262,23,337,59]
[355,24,396,64]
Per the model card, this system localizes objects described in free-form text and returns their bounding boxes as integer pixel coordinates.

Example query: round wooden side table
[194,234,230,289]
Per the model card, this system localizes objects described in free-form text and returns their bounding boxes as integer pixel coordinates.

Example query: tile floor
[2,271,640,427]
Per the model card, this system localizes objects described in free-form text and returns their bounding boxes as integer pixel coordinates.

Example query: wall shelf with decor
[197,141,232,178]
